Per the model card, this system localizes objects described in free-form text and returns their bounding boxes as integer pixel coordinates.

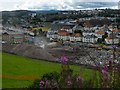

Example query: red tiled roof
[58,30,69,36]
[105,36,118,40]
[96,31,105,35]
[74,33,81,37]
[112,29,120,32]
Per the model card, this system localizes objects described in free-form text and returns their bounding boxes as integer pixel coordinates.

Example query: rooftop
[95,31,105,35]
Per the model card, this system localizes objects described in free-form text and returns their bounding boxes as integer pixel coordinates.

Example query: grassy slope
[2,53,94,88]
[0,52,2,88]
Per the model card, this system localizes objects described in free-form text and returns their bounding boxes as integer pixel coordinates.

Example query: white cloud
[0,0,119,11]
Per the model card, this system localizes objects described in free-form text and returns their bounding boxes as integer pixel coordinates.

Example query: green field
[33,27,50,31]
[2,53,94,88]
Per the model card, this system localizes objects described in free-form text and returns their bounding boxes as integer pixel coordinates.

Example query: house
[112,29,120,38]
[72,24,84,31]
[25,30,35,36]
[95,31,105,38]
[69,35,75,41]
[82,34,98,43]
[47,31,58,39]
[58,30,69,41]
[24,36,34,44]
[105,36,119,44]
[74,33,82,41]
[60,25,74,33]
[101,25,111,34]
[69,33,82,42]
[83,30,95,36]
[11,34,24,44]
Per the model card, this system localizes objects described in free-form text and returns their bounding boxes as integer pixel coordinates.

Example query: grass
[2,53,94,88]
[0,52,2,88]
[40,27,50,31]
[32,27,50,31]
[33,22,52,31]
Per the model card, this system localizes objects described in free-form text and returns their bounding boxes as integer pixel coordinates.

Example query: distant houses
[46,22,120,45]
[95,31,105,39]
[83,29,95,36]
[112,29,120,38]
[58,30,69,41]
[11,34,34,44]
[12,34,24,44]
[82,35,98,43]
[105,36,119,44]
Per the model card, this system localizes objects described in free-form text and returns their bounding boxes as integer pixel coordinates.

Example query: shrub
[29,55,120,89]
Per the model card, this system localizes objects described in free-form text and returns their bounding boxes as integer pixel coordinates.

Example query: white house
[61,25,74,33]
[69,36,75,41]
[82,34,98,43]
[47,30,58,39]
[69,33,82,42]
[47,31,54,38]
[95,31,105,38]
[58,30,70,41]
[105,36,119,44]
[83,30,95,36]
[74,33,82,41]
[112,29,120,38]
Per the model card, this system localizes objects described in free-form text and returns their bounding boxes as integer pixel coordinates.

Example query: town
[1,1,120,89]
[1,9,120,66]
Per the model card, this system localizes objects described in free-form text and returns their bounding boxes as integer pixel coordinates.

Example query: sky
[0,0,119,11]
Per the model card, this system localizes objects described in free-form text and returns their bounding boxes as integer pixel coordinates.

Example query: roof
[74,33,81,37]
[105,36,118,40]
[112,29,120,33]
[47,31,55,35]
[95,31,105,35]
[61,25,74,30]
[58,30,69,36]
[84,35,97,38]
[84,21,93,28]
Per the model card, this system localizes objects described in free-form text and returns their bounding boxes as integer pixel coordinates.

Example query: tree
[118,42,120,46]
[97,38,103,43]
[102,32,108,42]
[74,30,82,35]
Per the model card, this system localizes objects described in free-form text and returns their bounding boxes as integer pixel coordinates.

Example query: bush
[29,56,120,89]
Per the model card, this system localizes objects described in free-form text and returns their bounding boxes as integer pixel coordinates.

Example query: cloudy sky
[0,0,119,11]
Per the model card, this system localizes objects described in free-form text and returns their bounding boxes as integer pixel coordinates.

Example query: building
[47,31,57,39]
[24,36,34,44]
[69,33,82,42]
[95,31,105,38]
[60,25,74,33]
[11,34,24,44]
[83,30,95,36]
[74,33,82,41]
[58,30,69,41]
[105,36,119,44]
[82,34,98,43]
